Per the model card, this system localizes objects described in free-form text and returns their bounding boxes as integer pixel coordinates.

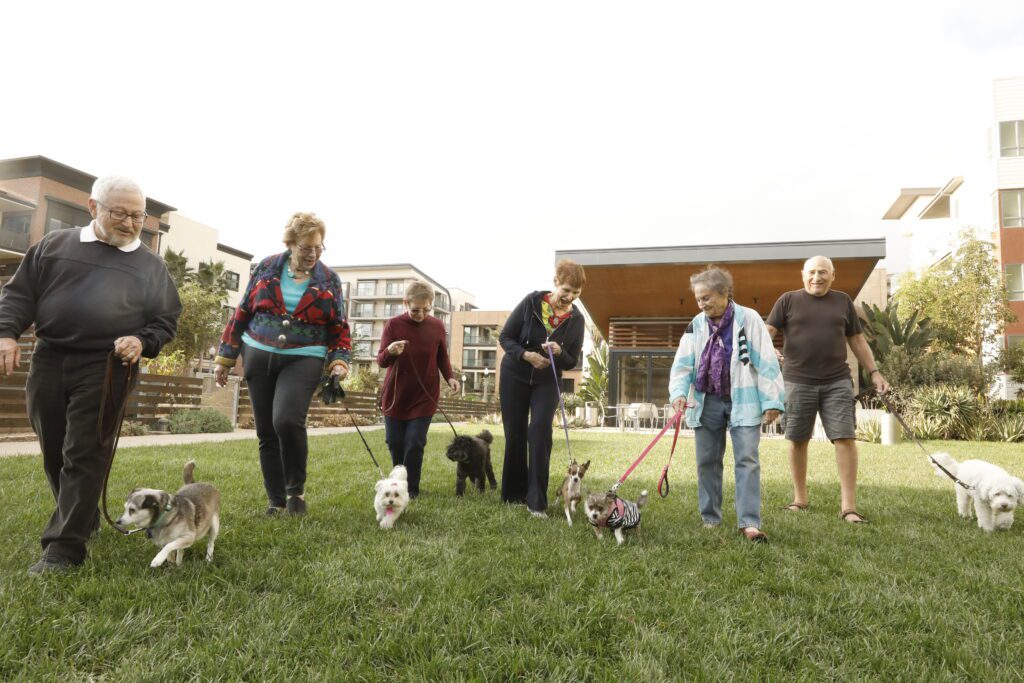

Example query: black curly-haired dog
[445,430,496,496]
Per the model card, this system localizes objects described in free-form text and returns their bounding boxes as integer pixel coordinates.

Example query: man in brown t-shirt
[765,256,889,524]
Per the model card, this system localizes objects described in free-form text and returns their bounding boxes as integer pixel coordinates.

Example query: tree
[154,282,226,375]
[163,248,194,288]
[195,259,232,297]
[894,231,1016,368]
[996,344,1024,385]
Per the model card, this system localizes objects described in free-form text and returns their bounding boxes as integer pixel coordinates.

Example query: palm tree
[195,259,232,296]
[163,248,194,288]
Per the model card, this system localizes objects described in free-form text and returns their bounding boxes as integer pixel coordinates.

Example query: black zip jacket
[499,291,585,383]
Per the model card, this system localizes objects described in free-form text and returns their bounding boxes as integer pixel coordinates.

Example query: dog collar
[145,501,175,537]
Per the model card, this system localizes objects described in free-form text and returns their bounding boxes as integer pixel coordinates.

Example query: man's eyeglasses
[97,201,147,224]
[407,307,432,314]
[297,244,326,256]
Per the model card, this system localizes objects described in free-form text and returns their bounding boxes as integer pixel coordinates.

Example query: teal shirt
[242,265,327,359]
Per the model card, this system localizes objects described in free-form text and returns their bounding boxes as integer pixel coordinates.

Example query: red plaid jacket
[215,252,351,370]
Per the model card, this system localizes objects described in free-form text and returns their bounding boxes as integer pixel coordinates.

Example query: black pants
[499,371,559,512]
[384,415,432,496]
[27,347,132,564]
[242,346,323,507]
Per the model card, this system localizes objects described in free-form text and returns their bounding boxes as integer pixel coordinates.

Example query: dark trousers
[242,346,323,507]
[27,347,131,564]
[384,415,432,496]
[499,372,559,512]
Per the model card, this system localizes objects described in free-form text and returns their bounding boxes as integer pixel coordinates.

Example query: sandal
[781,502,809,512]
[840,510,868,524]
[740,527,768,543]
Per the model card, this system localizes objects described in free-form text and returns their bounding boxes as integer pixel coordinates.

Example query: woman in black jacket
[498,259,586,517]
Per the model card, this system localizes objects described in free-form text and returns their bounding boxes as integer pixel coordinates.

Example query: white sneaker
[529,510,548,519]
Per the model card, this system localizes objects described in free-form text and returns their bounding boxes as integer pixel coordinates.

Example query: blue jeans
[384,415,433,497]
[694,393,762,529]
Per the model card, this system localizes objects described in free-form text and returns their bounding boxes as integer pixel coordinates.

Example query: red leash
[611,410,683,493]
[658,411,683,498]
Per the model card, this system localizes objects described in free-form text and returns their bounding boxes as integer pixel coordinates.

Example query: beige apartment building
[163,213,253,312]
[333,264,454,374]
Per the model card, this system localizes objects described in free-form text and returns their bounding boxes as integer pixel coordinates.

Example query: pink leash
[611,410,684,494]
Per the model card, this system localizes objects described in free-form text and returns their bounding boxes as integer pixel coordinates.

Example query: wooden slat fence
[237,384,499,427]
[0,333,204,433]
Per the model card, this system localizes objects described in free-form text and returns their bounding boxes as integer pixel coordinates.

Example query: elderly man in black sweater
[0,175,181,575]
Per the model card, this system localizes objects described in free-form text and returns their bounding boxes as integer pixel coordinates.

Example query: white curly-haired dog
[374,465,409,530]
[931,452,1024,532]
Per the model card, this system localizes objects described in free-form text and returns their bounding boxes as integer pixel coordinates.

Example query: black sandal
[840,510,868,524]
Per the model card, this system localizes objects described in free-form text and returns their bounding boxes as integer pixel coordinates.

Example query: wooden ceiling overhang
[557,239,886,344]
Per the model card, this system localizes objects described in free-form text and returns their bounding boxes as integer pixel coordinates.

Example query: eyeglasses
[97,201,147,224]
[407,306,432,314]
[296,244,326,256]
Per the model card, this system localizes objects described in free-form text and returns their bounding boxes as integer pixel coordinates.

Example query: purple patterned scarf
[694,302,734,398]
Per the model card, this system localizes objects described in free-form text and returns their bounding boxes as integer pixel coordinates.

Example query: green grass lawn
[2,428,1023,681]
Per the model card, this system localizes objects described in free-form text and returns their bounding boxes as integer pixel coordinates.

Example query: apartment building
[334,264,454,374]
[994,77,1024,349]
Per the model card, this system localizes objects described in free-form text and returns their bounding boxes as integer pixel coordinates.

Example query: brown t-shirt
[766,289,862,385]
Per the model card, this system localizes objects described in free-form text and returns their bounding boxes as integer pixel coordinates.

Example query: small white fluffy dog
[932,452,1024,532]
[374,465,409,530]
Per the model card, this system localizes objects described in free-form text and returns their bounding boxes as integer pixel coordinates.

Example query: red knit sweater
[377,313,455,419]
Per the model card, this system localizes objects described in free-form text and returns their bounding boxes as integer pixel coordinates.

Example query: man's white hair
[802,255,835,273]
[91,175,144,204]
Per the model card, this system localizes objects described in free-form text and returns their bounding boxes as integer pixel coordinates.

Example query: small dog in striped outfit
[585,489,647,545]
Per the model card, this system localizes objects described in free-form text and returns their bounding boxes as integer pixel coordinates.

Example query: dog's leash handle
[658,466,670,498]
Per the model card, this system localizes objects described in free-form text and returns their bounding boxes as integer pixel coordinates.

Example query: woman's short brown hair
[404,280,434,302]
[282,212,326,246]
[555,258,586,289]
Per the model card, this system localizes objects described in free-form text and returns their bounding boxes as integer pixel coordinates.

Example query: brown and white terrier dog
[554,459,590,525]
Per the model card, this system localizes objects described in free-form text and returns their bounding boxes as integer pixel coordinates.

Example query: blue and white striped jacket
[669,303,784,428]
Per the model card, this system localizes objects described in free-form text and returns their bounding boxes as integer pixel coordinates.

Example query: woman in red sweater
[377,281,459,497]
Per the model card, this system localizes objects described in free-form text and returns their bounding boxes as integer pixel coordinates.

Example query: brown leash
[858,388,974,491]
[97,352,143,535]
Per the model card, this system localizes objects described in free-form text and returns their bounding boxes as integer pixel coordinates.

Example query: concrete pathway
[0,425,385,458]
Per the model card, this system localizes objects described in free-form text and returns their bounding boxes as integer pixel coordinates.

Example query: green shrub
[990,399,1024,416]
[120,420,150,436]
[168,408,233,434]
[910,416,946,441]
[855,419,881,443]
[909,385,982,440]
[993,415,1024,443]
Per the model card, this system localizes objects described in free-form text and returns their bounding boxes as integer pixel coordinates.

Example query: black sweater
[0,228,181,357]
[499,291,585,383]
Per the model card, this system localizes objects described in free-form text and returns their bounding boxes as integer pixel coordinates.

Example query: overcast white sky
[2,1,1023,308]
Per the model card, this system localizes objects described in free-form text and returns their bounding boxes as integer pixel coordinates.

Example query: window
[462,349,496,369]
[1007,335,1024,349]
[1000,120,1024,157]
[1006,264,1024,301]
[356,280,376,296]
[1002,190,1024,228]
[384,303,404,316]
[45,199,90,234]
[0,212,32,251]
[435,293,450,310]
[353,322,373,339]
[464,326,495,346]
[224,271,240,292]
[385,280,404,295]
[353,341,372,357]
[353,303,375,317]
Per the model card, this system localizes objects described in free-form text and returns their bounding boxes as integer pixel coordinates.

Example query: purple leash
[547,344,573,463]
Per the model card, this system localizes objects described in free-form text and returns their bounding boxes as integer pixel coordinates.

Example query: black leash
[862,388,974,491]
[98,352,146,535]
[317,374,385,478]
[546,345,574,465]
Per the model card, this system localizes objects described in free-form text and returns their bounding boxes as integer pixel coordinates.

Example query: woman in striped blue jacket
[669,266,784,543]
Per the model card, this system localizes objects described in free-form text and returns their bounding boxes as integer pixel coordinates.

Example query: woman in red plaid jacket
[215,212,351,516]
